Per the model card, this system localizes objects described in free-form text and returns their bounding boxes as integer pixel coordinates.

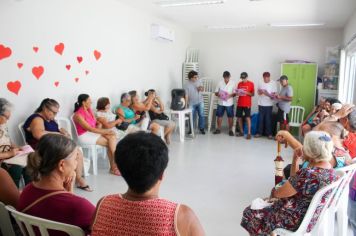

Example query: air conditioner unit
[151,24,175,42]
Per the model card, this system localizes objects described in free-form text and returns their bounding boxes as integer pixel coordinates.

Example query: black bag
[149,111,169,121]
[170,89,186,111]
[116,121,130,131]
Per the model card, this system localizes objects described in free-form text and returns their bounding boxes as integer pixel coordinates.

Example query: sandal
[110,167,121,176]
[77,185,93,192]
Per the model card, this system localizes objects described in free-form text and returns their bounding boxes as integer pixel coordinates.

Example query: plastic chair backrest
[0,202,16,236]
[18,122,27,145]
[331,163,356,209]
[294,170,345,234]
[289,106,305,126]
[6,205,84,236]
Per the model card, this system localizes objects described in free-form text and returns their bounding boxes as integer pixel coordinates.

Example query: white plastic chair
[208,94,218,132]
[289,106,305,140]
[70,115,107,175]
[0,202,16,236]
[326,163,356,236]
[273,170,345,236]
[201,78,214,92]
[18,122,27,145]
[5,205,85,236]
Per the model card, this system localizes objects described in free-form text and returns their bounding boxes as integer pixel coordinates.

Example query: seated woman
[129,90,161,135]
[146,89,175,144]
[0,98,31,187]
[17,134,95,235]
[23,98,91,191]
[96,97,125,139]
[73,94,119,176]
[114,93,143,133]
[241,131,337,235]
[91,132,205,236]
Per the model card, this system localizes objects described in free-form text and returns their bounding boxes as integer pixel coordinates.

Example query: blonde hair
[303,131,333,163]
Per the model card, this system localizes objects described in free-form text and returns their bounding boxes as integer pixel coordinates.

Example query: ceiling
[117,0,356,32]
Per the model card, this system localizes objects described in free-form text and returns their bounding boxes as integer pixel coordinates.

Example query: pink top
[74,107,96,136]
[17,183,95,236]
[92,194,180,236]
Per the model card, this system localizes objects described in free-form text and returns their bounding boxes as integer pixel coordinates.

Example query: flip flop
[77,185,93,192]
[110,168,121,176]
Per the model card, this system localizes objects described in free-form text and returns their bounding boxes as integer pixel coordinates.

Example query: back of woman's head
[74,94,89,112]
[317,121,346,139]
[27,134,77,181]
[303,131,333,163]
[120,93,130,103]
[115,132,168,194]
[0,98,12,116]
[35,98,59,113]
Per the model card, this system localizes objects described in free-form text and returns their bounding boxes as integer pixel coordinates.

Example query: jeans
[1,164,31,188]
[257,105,272,136]
[349,197,356,236]
[191,102,205,130]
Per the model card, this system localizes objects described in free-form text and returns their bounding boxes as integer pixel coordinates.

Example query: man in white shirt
[213,71,236,136]
[255,72,277,139]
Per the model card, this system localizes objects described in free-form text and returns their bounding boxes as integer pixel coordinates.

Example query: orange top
[92,194,180,236]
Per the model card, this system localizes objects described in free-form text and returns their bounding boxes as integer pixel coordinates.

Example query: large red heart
[94,50,101,60]
[0,44,12,60]
[32,66,44,79]
[77,56,83,63]
[66,65,71,70]
[33,47,39,53]
[54,81,59,87]
[7,80,21,95]
[17,63,23,69]
[54,43,64,55]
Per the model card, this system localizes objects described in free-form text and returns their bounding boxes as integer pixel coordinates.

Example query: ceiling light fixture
[207,24,256,30]
[155,0,226,7]
[269,23,325,27]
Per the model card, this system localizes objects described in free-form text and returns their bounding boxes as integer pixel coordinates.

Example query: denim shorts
[216,105,234,118]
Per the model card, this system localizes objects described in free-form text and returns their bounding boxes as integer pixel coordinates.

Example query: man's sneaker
[200,129,206,135]
[213,129,221,134]
[246,134,252,140]
[229,130,234,136]
[254,134,261,138]
[235,132,243,137]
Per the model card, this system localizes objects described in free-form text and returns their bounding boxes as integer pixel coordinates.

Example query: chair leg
[179,114,185,142]
[91,147,98,175]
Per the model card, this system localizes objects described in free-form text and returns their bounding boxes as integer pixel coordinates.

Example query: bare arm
[0,148,20,160]
[117,108,136,123]
[73,114,110,135]
[0,168,20,207]
[177,204,205,236]
[29,117,60,140]
[97,116,121,129]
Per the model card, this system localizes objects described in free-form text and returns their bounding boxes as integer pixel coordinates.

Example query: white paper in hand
[3,145,34,167]
[250,198,273,210]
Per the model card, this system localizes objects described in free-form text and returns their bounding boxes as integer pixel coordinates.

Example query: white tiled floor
[75,131,294,236]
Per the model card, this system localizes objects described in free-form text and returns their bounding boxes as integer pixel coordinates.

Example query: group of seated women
[241,103,356,235]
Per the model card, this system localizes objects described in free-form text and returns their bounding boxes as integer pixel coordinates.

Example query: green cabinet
[281,63,318,119]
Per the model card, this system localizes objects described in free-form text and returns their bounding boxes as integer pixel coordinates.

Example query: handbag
[116,122,130,131]
[149,111,169,121]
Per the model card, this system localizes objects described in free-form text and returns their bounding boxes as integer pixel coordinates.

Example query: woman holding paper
[0,98,32,188]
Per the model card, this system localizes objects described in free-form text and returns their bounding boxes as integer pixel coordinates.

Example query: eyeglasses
[46,106,59,116]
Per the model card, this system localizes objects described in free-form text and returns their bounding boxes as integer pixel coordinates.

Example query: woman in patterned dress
[241,131,338,235]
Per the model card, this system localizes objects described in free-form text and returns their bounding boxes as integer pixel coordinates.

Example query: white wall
[0,0,191,143]
[191,29,343,111]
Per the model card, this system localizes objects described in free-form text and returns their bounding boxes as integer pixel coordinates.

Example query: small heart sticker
[7,80,22,95]
[77,56,83,63]
[54,42,64,55]
[32,66,44,79]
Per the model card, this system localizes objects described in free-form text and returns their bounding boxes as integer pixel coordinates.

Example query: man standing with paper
[236,72,255,139]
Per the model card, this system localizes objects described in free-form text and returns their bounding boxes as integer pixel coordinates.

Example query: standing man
[276,75,293,131]
[213,71,236,136]
[255,72,277,139]
[236,72,255,139]
[184,70,205,134]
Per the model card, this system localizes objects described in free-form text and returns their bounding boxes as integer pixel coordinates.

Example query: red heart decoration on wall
[32,66,44,79]
[7,80,21,95]
[17,63,23,69]
[94,50,101,60]
[33,47,39,53]
[85,70,89,75]
[0,44,12,60]
[66,65,71,70]
[77,56,83,63]
[54,43,64,55]
[75,78,79,82]
[54,81,59,87]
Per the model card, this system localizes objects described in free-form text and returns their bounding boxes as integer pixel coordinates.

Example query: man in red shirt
[236,72,255,139]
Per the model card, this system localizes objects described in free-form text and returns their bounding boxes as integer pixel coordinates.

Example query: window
[339,46,356,103]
